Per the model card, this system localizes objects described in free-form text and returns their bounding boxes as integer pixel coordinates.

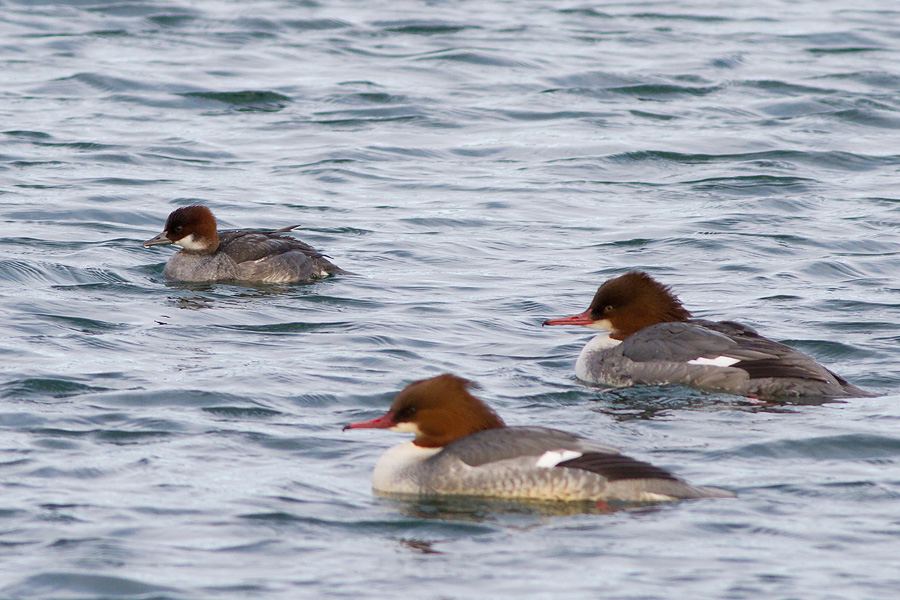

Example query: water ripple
[1,0,899,599]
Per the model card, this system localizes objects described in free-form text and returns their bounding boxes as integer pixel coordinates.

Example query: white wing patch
[535,450,583,468]
[688,356,741,367]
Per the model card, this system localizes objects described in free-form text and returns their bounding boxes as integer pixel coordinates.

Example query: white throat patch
[174,233,209,251]
[584,318,614,331]
[584,332,621,351]
[390,421,423,435]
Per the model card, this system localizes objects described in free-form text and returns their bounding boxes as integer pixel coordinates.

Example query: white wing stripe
[688,356,741,367]
[536,450,583,468]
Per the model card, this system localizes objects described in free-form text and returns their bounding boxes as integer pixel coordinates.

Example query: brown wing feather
[557,453,679,482]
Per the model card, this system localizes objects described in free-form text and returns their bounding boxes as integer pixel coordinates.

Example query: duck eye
[174,225,183,233]
[394,406,417,422]
[604,305,614,314]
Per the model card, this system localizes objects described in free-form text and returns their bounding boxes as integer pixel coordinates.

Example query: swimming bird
[543,271,868,400]
[143,205,346,283]
[344,373,733,503]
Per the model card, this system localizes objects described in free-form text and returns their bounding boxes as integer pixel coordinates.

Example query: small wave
[203,406,283,418]
[34,313,134,335]
[736,433,900,459]
[312,105,434,126]
[215,321,355,334]
[147,13,200,28]
[685,175,815,195]
[53,72,154,94]
[819,70,900,89]
[178,90,292,112]
[0,260,126,287]
[606,149,900,172]
[285,18,351,31]
[828,108,900,129]
[558,7,613,18]
[2,130,52,140]
[3,572,177,599]
[412,49,538,68]
[376,20,475,36]
[631,12,733,22]
[0,378,110,400]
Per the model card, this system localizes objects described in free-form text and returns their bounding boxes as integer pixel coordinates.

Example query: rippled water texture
[2,0,900,598]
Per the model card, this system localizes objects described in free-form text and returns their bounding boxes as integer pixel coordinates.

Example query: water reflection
[162,281,319,311]
[588,384,839,421]
[379,494,665,522]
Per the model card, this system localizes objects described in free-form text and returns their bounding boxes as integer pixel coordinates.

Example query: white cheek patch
[390,422,422,435]
[536,450,583,468]
[688,356,741,367]
[174,233,207,251]
[585,318,613,331]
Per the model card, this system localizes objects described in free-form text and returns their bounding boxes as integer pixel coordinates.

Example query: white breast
[372,442,441,493]
[575,333,621,381]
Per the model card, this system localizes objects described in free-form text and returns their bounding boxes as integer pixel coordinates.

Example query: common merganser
[543,271,869,400]
[142,205,346,283]
[344,374,733,503]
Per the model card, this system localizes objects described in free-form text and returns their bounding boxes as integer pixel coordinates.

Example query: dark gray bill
[142,231,173,247]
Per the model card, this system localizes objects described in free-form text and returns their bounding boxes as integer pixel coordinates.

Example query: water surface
[1,0,900,598]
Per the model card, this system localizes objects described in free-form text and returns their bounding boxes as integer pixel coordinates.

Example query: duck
[543,271,869,400]
[142,205,346,283]
[344,373,733,504]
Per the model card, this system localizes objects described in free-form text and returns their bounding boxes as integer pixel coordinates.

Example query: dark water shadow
[378,493,667,523]
[587,384,842,421]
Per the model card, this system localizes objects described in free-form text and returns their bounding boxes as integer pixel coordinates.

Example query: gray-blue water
[2,0,900,598]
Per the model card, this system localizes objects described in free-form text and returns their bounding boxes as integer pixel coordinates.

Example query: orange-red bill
[542,310,594,327]
[343,410,395,431]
